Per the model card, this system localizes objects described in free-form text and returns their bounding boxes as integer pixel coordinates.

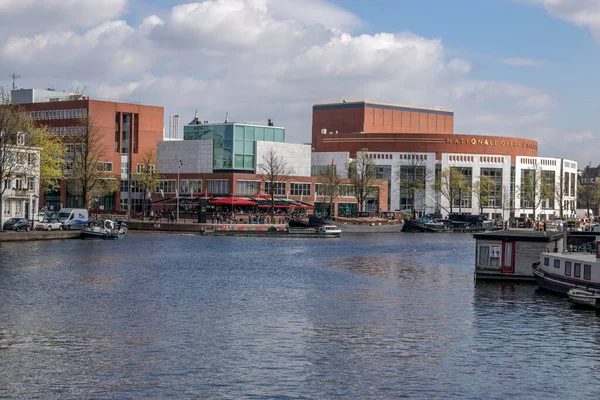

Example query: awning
[208,196,257,206]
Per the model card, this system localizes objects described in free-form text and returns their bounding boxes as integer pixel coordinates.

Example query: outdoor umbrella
[208,196,257,206]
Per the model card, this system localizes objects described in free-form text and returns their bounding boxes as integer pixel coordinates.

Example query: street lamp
[30,194,38,230]
[177,159,183,223]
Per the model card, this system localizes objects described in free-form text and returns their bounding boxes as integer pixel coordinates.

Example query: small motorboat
[81,220,127,240]
[567,288,600,309]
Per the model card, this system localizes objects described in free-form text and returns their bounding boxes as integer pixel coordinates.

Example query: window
[27,176,34,190]
[3,200,10,215]
[14,178,23,190]
[156,180,176,194]
[565,261,571,276]
[179,179,202,195]
[15,202,21,215]
[574,263,581,278]
[16,133,25,146]
[136,164,155,174]
[290,183,311,196]
[478,244,500,267]
[236,180,260,195]
[544,257,549,266]
[101,162,113,172]
[264,182,286,196]
[584,264,592,280]
[554,259,560,269]
[207,179,230,195]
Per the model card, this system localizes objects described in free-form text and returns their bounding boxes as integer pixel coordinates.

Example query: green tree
[519,167,555,222]
[28,124,66,194]
[472,175,496,215]
[434,168,469,214]
[347,150,378,213]
[134,149,160,220]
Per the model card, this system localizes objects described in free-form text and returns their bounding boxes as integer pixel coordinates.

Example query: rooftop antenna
[195,108,198,119]
[11,73,21,90]
[225,111,229,123]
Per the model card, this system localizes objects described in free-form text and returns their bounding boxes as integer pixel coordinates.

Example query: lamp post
[177,159,183,223]
[30,194,38,230]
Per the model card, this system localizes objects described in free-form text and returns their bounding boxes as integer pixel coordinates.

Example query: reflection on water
[1,233,600,398]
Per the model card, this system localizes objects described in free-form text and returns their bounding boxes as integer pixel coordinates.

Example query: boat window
[584,264,591,280]
[565,261,571,276]
[574,263,581,278]
[554,259,560,269]
[544,257,549,266]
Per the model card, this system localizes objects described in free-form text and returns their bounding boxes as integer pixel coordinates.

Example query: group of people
[148,210,177,222]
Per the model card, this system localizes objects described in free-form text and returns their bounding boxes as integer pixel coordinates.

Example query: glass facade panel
[275,128,284,142]
[235,140,244,153]
[244,141,254,155]
[235,155,244,169]
[255,127,265,141]
[245,126,255,141]
[265,128,274,142]
[338,202,357,217]
[235,125,245,139]
[244,155,254,169]
[236,180,260,195]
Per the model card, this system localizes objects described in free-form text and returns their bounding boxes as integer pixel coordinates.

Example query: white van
[57,208,89,230]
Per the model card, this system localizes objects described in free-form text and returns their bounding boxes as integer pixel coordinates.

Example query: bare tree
[347,149,378,213]
[257,148,294,221]
[519,167,555,221]
[65,117,118,210]
[134,149,160,221]
[316,162,342,218]
[577,181,600,219]
[0,89,36,227]
[395,157,430,219]
[472,175,496,215]
[554,174,569,219]
[433,168,469,214]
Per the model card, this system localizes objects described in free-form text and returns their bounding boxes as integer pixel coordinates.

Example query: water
[1,232,600,399]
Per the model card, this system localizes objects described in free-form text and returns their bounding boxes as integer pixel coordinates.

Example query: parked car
[3,218,30,231]
[36,218,63,231]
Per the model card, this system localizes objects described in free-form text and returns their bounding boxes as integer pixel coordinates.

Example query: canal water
[1,233,600,399]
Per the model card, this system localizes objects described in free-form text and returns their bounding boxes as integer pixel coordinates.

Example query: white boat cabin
[473,231,563,281]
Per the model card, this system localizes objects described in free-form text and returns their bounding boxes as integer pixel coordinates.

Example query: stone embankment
[0,231,80,242]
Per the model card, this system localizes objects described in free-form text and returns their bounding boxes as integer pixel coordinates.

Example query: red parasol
[208,196,257,206]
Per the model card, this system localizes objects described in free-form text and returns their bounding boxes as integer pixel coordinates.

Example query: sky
[0,0,598,165]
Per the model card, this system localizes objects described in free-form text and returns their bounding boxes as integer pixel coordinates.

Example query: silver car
[36,218,63,231]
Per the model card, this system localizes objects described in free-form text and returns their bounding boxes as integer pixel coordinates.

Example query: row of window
[23,108,88,121]
[47,126,87,136]
[545,257,592,280]
[3,176,35,191]
[3,200,23,216]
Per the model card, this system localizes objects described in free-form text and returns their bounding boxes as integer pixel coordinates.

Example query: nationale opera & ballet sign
[445,137,538,150]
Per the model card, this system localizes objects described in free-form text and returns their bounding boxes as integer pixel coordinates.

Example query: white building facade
[312,150,577,221]
[1,145,41,227]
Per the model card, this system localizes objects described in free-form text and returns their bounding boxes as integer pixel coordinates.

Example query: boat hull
[568,289,600,308]
[532,267,600,295]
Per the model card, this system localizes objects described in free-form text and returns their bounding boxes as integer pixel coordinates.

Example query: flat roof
[313,101,453,114]
[473,230,562,242]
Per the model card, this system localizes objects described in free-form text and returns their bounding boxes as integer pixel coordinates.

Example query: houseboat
[532,240,600,295]
[473,231,563,281]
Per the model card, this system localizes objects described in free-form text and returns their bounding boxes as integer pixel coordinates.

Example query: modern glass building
[184,117,285,173]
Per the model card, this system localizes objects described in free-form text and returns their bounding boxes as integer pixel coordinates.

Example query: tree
[257,148,294,221]
[134,149,160,221]
[554,173,569,220]
[472,175,496,215]
[519,167,555,222]
[347,149,378,213]
[0,89,35,226]
[434,168,469,214]
[577,181,600,220]
[316,162,342,218]
[28,124,66,194]
[396,157,430,219]
[65,116,118,210]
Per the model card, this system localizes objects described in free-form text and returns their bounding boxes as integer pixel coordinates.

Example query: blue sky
[0,0,598,164]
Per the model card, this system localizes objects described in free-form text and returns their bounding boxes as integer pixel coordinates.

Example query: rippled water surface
[1,232,600,399]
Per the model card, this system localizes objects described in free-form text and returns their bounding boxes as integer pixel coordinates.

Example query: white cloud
[500,57,545,66]
[530,0,600,41]
[0,0,572,159]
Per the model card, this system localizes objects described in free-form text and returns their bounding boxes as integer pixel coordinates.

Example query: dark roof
[473,230,563,242]
[580,165,600,181]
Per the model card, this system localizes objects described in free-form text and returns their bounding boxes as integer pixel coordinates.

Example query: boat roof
[473,230,562,242]
[542,252,599,263]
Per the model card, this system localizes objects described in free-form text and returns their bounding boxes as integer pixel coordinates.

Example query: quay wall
[0,231,80,242]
